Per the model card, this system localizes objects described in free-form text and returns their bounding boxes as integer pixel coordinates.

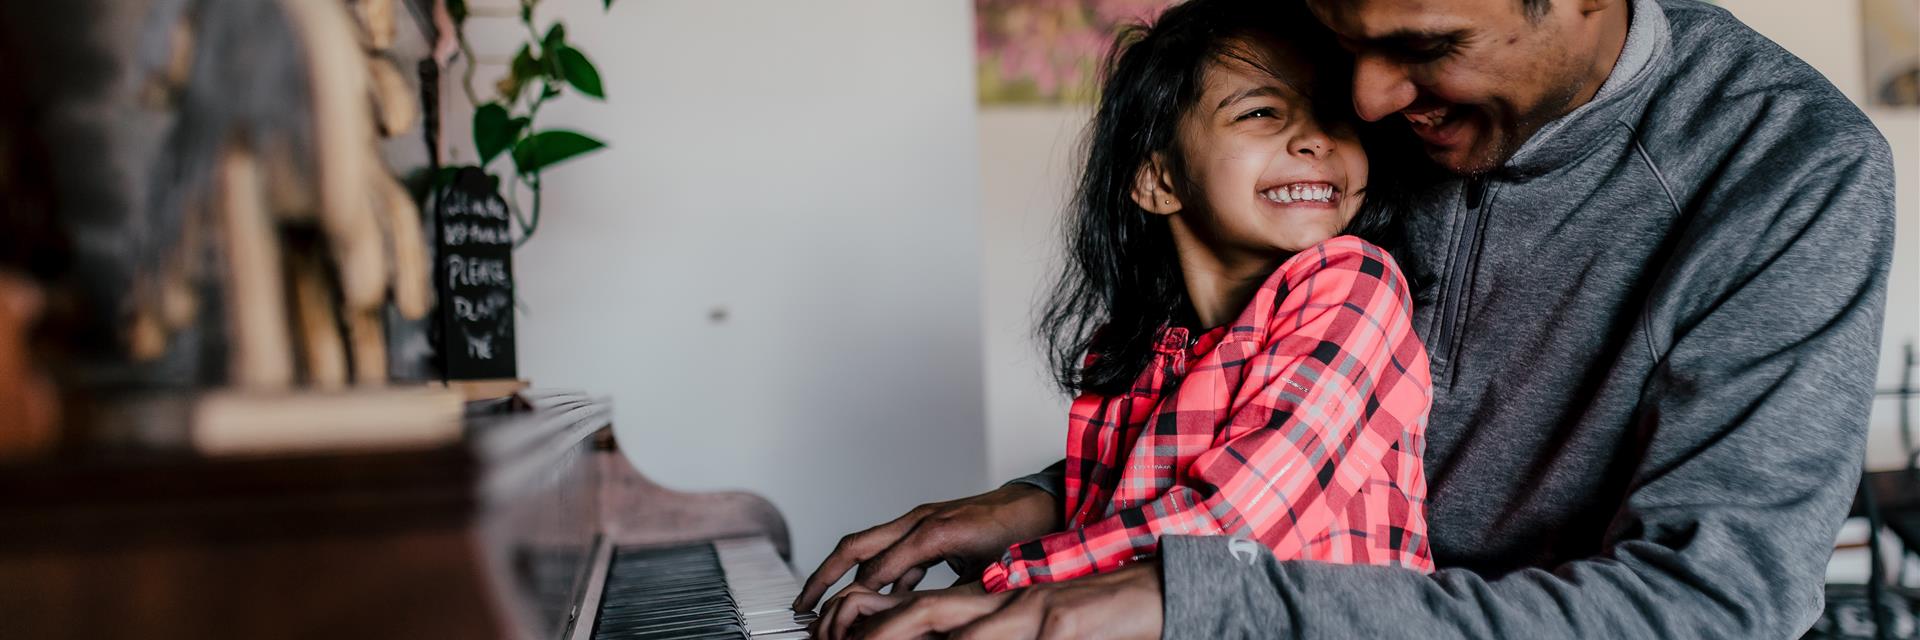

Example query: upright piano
[0,390,815,639]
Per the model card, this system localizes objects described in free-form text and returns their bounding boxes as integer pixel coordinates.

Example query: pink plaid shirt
[981,236,1434,592]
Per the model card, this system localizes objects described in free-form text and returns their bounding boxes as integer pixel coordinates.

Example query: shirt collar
[1501,0,1671,179]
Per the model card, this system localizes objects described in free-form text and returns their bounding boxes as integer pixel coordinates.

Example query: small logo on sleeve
[1228,537,1262,566]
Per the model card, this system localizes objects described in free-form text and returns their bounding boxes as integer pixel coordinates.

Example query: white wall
[449,0,989,578]
[979,0,1920,479]
[979,108,1085,483]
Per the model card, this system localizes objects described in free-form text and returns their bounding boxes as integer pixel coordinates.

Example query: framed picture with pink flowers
[974,0,1170,105]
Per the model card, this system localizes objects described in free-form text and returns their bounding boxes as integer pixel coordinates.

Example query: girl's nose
[1293,128,1332,158]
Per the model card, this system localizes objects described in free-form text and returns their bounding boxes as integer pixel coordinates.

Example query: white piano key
[713,537,812,637]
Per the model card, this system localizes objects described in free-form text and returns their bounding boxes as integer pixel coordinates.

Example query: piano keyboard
[588,538,815,640]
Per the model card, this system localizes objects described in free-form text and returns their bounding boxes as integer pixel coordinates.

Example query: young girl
[989,0,1434,593]
[817,0,1431,633]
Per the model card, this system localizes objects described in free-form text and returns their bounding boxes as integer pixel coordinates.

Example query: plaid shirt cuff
[979,561,1013,593]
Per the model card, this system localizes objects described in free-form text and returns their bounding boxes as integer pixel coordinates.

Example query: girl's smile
[1259,181,1343,206]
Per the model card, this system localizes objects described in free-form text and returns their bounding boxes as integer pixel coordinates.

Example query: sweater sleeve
[1158,133,1895,638]
[1003,459,1068,499]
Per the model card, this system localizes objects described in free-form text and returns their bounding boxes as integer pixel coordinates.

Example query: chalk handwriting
[445,255,510,289]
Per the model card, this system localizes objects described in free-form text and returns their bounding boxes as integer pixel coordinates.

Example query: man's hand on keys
[854,562,1163,640]
[792,483,1061,613]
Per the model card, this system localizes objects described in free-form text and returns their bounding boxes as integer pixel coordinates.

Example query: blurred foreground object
[0,0,452,460]
[0,4,808,637]
[126,0,432,387]
[0,273,58,460]
[0,392,801,640]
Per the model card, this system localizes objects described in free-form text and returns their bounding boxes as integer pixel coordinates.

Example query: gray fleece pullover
[1012,0,1896,636]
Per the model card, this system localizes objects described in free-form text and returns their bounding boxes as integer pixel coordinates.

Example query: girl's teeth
[1264,185,1336,204]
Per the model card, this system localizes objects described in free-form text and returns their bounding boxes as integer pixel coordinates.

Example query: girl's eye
[1236,107,1278,122]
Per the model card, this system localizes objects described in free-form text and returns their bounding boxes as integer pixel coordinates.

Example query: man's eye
[1394,45,1453,64]
[1236,108,1278,121]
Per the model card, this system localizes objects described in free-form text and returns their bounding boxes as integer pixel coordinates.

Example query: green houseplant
[444,0,617,245]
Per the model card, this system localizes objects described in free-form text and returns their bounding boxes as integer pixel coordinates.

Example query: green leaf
[543,23,566,52]
[447,0,468,23]
[603,0,615,9]
[510,45,541,80]
[497,45,540,102]
[472,103,525,165]
[556,46,603,99]
[408,165,468,203]
[433,166,465,190]
[511,130,607,175]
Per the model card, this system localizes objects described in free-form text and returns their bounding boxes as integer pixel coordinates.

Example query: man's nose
[1352,56,1417,122]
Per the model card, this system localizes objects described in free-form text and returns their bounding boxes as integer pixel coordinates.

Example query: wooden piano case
[0,391,789,639]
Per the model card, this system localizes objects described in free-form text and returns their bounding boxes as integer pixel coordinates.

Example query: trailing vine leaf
[445,166,464,191]
[449,0,624,245]
[511,130,607,175]
[498,45,539,102]
[472,103,526,165]
[556,46,603,99]
[541,24,568,81]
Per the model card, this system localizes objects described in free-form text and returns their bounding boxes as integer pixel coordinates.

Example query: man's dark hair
[1522,0,1551,19]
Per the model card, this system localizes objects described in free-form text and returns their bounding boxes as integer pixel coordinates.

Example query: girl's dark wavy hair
[1036,0,1427,397]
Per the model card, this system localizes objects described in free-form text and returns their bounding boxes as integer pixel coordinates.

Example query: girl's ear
[1129,151,1183,216]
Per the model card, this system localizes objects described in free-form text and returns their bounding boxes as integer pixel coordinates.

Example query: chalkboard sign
[433,167,516,380]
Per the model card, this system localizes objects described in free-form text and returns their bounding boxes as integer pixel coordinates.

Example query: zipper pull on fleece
[1464,177,1488,209]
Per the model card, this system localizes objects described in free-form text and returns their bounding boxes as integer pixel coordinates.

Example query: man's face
[1307,0,1608,175]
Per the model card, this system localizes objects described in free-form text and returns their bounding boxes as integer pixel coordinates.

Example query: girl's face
[1141,36,1369,266]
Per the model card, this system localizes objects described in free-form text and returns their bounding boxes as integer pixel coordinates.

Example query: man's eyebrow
[1214,85,1298,112]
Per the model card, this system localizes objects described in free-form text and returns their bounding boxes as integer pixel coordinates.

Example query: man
[795,0,1897,636]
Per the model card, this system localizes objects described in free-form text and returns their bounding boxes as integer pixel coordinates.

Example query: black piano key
[591,543,749,640]
[591,618,741,634]
[586,539,810,640]
[596,607,732,623]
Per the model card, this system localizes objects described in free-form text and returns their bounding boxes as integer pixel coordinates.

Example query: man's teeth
[1262,184,1336,204]
[1406,109,1451,128]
